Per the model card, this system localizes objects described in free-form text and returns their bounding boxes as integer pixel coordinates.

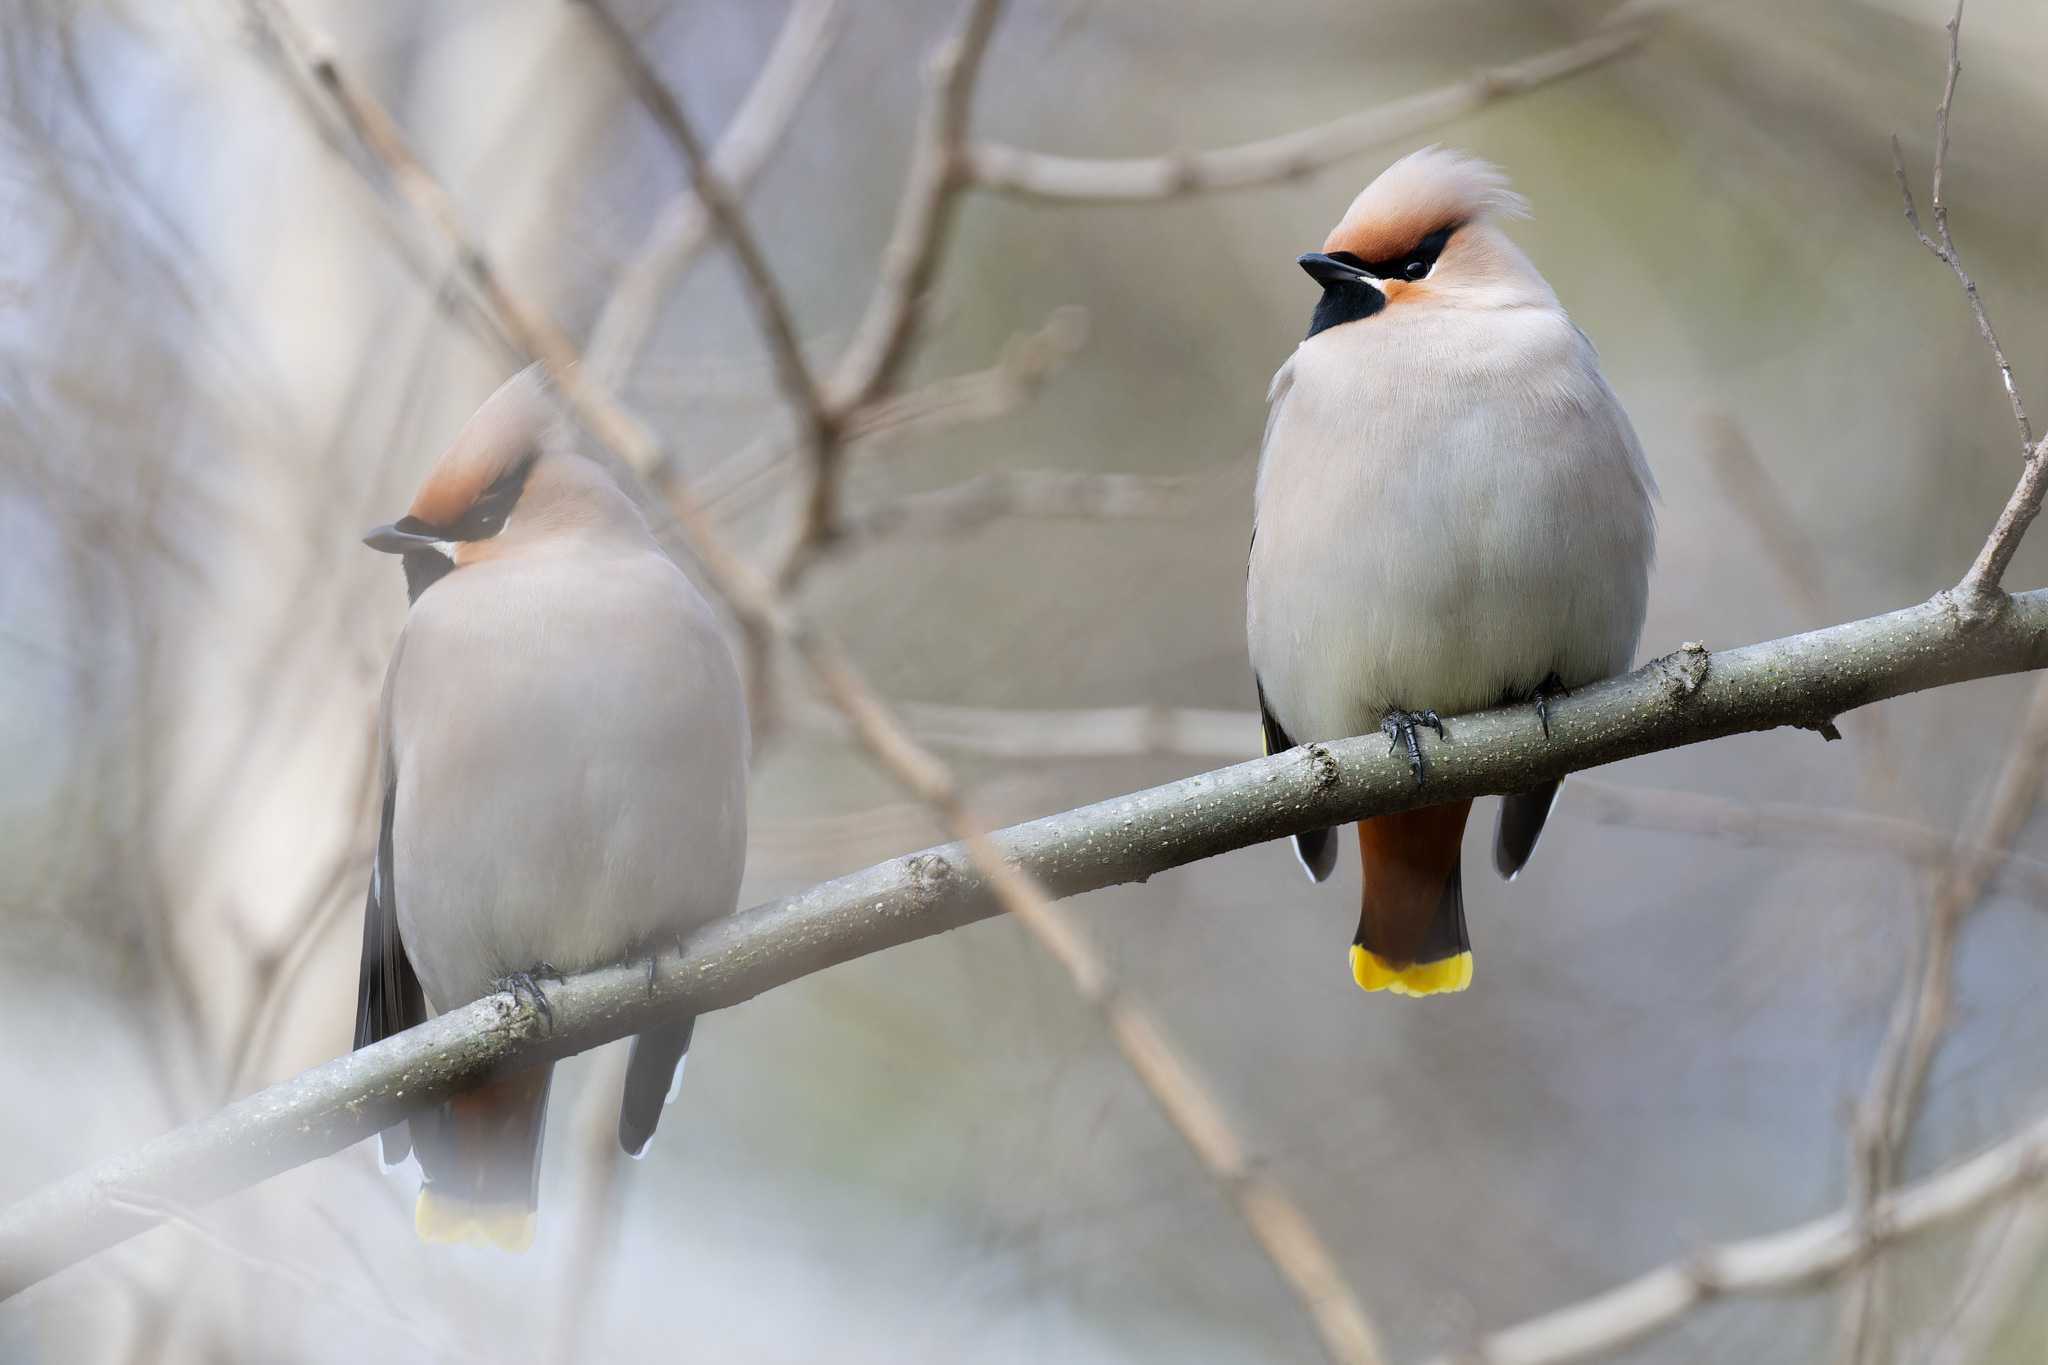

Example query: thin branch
[827,0,1001,409]
[1963,435,2048,609]
[1699,416,1833,623]
[9,590,2048,1299]
[1927,2,2023,449]
[776,0,1007,576]
[1888,1,2040,609]
[541,1047,632,1363]
[229,12,520,361]
[585,0,840,389]
[1834,13,2048,1356]
[231,6,1385,1360]
[569,12,1371,1335]
[698,305,1089,519]
[98,1191,484,1364]
[963,17,1655,203]
[574,0,839,463]
[868,700,1255,761]
[1837,674,2048,1364]
[1416,1108,2048,1365]
[1923,1193,2048,1365]
[1699,414,1905,791]
[1567,778,2048,905]
[837,468,1201,545]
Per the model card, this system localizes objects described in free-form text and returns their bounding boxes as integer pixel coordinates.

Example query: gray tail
[1494,780,1564,880]
[618,1017,695,1158]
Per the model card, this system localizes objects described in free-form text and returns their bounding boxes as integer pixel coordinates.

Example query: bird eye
[1404,259,1429,280]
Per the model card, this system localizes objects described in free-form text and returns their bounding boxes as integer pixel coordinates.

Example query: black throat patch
[1306,285,1384,338]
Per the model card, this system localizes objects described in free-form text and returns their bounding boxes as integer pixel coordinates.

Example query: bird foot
[1381,708,1446,783]
[497,963,564,1029]
[1531,673,1567,740]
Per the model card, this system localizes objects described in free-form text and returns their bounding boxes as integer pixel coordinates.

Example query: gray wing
[1258,678,1337,883]
[353,622,429,1165]
[353,769,429,1164]
[1494,781,1564,881]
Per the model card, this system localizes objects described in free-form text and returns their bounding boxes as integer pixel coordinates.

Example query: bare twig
[1568,778,2048,905]
[99,1190,482,1364]
[1700,416,1833,622]
[1889,2,2042,611]
[232,13,518,361]
[868,700,1255,761]
[1417,1108,2048,1365]
[775,0,1007,579]
[1890,6,2029,455]
[541,1047,632,1364]
[1922,1192,2048,1365]
[698,305,1089,519]
[963,18,1654,203]
[574,1,839,465]
[1699,414,1908,789]
[1963,435,2048,608]
[209,10,2048,1363]
[827,2,1001,410]
[11,589,2048,1300]
[232,6,1388,1360]
[1832,11,2048,1355]
[837,467,1202,544]
[1837,675,2048,1365]
[585,0,840,389]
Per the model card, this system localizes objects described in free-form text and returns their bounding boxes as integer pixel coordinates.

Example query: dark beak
[362,517,445,554]
[1297,252,1381,292]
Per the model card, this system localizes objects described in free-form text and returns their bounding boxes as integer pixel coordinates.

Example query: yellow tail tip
[414,1188,536,1253]
[1350,945,1473,997]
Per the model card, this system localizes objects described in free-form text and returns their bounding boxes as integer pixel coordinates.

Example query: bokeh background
[3,0,2047,1361]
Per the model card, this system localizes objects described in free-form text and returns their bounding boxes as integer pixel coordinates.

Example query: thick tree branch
[6,588,2048,1300]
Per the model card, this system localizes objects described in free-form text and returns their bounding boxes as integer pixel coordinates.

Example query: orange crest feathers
[1323,146,1528,263]
[407,367,559,531]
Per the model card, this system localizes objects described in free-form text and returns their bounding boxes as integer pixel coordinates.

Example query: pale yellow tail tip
[414,1189,536,1252]
[1350,945,1473,996]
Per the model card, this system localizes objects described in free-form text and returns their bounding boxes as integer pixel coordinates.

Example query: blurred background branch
[6,0,2048,1362]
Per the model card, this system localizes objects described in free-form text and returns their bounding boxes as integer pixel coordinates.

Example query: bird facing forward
[354,369,749,1249]
[1247,148,1657,996]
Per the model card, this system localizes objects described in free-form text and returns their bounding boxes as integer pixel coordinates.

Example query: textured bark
[2,586,2045,1299]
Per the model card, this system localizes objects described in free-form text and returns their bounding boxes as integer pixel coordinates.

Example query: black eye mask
[1330,224,1457,284]
[447,455,536,541]
[383,454,537,545]
[1302,224,1459,339]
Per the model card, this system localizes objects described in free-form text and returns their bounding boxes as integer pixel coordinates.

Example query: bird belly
[1248,336,1652,746]
[389,568,749,1013]
[394,733,745,1011]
